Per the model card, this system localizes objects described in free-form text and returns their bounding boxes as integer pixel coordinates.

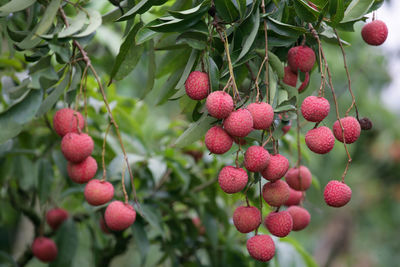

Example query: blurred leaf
[0,0,36,15]
[174,113,215,148]
[280,237,319,267]
[214,0,239,23]
[41,12,87,39]
[131,220,150,265]
[342,0,374,23]
[0,251,17,267]
[148,156,167,184]
[38,158,54,204]
[50,219,78,267]
[74,9,102,38]
[140,204,163,234]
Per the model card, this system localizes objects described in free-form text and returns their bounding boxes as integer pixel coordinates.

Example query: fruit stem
[261,0,270,103]
[257,178,263,234]
[296,105,301,168]
[121,163,129,204]
[101,122,112,182]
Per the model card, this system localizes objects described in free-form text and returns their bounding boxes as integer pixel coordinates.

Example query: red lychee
[298,72,310,92]
[285,166,312,191]
[282,123,291,135]
[284,188,303,206]
[53,108,85,137]
[32,237,58,262]
[61,133,94,163]
[223,109,253,137]
[104,201,136,231]
[288,46,316,73]
[333,116,361,144]
[206,91,233,119]
[262,180,290,207]
[218,166,248,194]
[46,208,68,230]
[247,102,274,130]
[301,96,330,122]
[185,71,209,100]
[264,211,293,237]
[246,235,275,262]
[205,126,233,154]
[261,154,289,182]
[305,126,335,154]
[287,206,311,231]
[233,206,261,233]
[67,156,98,183]
[244,146,270,172]
[324,180,352,207]
[361,20,388,46]
[84,179,114,206]
[283,66,297,87]
[192,217,206,235]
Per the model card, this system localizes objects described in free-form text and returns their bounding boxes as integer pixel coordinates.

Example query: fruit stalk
[260,0,270,103]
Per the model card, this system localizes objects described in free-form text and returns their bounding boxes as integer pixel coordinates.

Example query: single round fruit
[262,180,290,207]
[61,133,94,163]
[283,66,298,87]
[288,46,316,73]
[333,116,361,144]
[284,188,303,206]
[305,126,335,154]
[223,109,253,137]
[282,123,291,135]
[246,235,275,262]
[261,154,289,182]
[205,126,233,154]
[53,108,85,137]
[298,72,310,92]
[206,91,234,119]
[324,180,352,207]
[285,166,312,191]
[301,96,330,122]
[264,211,293,237]
[244,146,270,172]
[359,117,373,131]
[287,206,311,231]
[233,206,261,233]
[32,237,58,262]
[84,179,114,206]
[185,71,209,100]
[218,166,248,194]
[247,102,274,130]
[46,208,68,230]
[361,20,388,46]
[104,201,136,231]
[67,156,98,183]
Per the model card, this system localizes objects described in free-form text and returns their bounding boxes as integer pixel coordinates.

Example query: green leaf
[49,219,78,267]
[214,0,240,23]
[174,113,215,148]
[140,204,163,234]
[131,220,150,265]
[0,0,36,15]
[176,32,207,50]
[293,0,320,22]
[236,8,259,63]
[136,22,159,45]
[38,158,54,204]
[118,0,169,21]
[342,0,374,23]
[175,49,198,90]
[168,0,210,19]
[267,17,307,37]
[74,9,102,38]
[141,40,156,98]
[328,0,345,25]
[148,17,202,33]
[280,237,319,267]
[41,11,87,39]
[268,51,284,79]
[208,57,220,91]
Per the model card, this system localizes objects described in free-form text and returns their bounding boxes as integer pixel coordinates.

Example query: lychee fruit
[61,133,94,163]
[206,91,234,119]
[361,20,388,46]
[285,166,312,191]
[223,109,253,137]
[284,188,303,206]
[332,116,361,144]
[67,156,98,183]
[32,237,58,262]
[247,102,274,130]
[298,72,310,92]
[262,180,290,207]
[324,180,352,207]
[283,66,298,87]
[104,201,136,231]
[205,126,233,154]
[246,235,275,262]
[53,108,85,137]
[185,71,209,100]
[233,206,261,233]
[359,117,373,131]
[218,166,248,194]
[244,146,270,172]
[261,154,289,182]
[305,126,335,154]
[287,45,316,73]
[264,211,293,237]
[301,96,330,122]
[282,123,291,135]
[287,206,311,231]
[46,208,68,230]
[84,179,114,206]
[192,217,206,235]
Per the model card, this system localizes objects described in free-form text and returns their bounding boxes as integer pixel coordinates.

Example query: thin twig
[261,0,269,103]
[101,122,112,182]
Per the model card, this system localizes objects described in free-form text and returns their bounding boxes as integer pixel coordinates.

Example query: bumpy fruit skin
[305,126,335,154]
[333,116,361,144]
[61,133,94,163]
[84,179,114,206]
[301,96,330,122]
[285,166,312,191]
[185,71,209,100]
[244,146,270,172]
[247,102,274,130]
[104,201,136,231]
[283,66,298,87]
[53,108,85,137]
[287,206,311,231]
[297,72,310,92]
[233,206,261,233]
[262,180,290,207]
[246,235,275,262]
[223,109,253,137]
[264,211,293,237]
[32,237,58,262]
[324,180,352,207]
[261,154,289,182]
[288,46,316,73]
[46,208,68,230]
[205,126,233,154]
[67,156,98,183]
[361,20,388,46]
[206,91,233,119]
[218,166,248,194]
[284,188,303,206]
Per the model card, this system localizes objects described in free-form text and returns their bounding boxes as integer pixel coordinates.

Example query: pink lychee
[305,126,335,154]
[84,179,114,206]
[246,235,275,262]
[223,109,253,137]
[361,20,388,46]
[206,91,234,119]
[261,154,289,182]
[244,146,270,172]
[288,46,316,73]
[333,116,361,144]
[324,180,352,207]
[233,206,261,233]
[185,71,209,100]
[46,208,68,230]
[67,156,98,183]
[284,188,303,206]
[104,201,136,231]
[287,206,311,231]
[262,180,290,207]
[285,166,312,191]
[205,126,233,154]
[61,133,94,163]
[218,166,248,194]
[264,211,293,237]
[32,237,58,262]
[247,102,274,130]
[53,108,85,137]
[301,96,330,122]
[283,66,297,87]
[298,72,310,92]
